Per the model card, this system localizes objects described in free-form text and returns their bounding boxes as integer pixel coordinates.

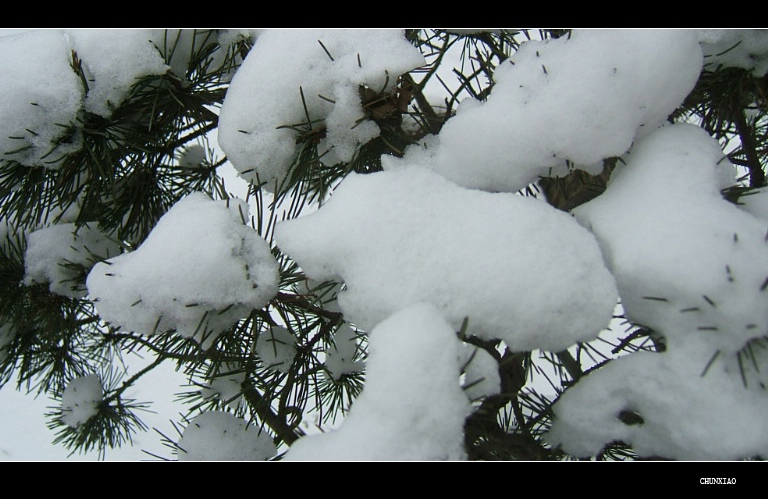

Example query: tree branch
[242,385,303,445]
[733,106,766,187]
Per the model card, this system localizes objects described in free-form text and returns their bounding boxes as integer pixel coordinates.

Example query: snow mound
[218,29,425,187]
[276,167,617,352]
[549,123,768,460]
[23,223,121,298]
[284,302,471,461]
[61,374,103,428]
[547,335,768,460]
[575,124,768,354]
[0,30,84,168]
[254,326,297,373]
[177,411,276,461]
[459,344,500,403]
[87,192,279,345]
[201,363,246,411]
[0,29,237,170]
[737,186,768,221]
[698,29,768,76]
[324,323,364,381]
[66,29,169,117]
[395,29,702,193]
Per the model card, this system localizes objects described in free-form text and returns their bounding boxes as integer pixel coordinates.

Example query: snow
[547,123,768,460]
[284,302,470,461]
[87,192,279,345]
[0,29,236,170]
[547,335,768,460]
[62,29,247,118]
[178,144,207,169]
[1,352,194,460]
[23,223,121,298]
[218,29,425,187]
[60,374,103,428]
[574,124,768,354]
[275,166,618,352]
[201,363,246,410]
[459,344,501,403]
[738,186,768,221]
[177,411,276,461]
[324,323,364,381]
[216,29,260,49]
[65,29,169,117]
[0,30,84,168]
[254,326,297,373]
[394,29,703,193]
[3,28,768,461]
[698,29,768,76]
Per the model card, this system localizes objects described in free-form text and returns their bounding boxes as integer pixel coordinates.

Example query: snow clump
[547,335,768,460]
[284,303,471,461]
[324,323,365,381]
[548,123,768,460]
[698,29,768,76]
[0,30,85,167]
[0,29,240,170]
[87,192,279,346]
[201,363,246,410]
[574,124,768,354]
[23,223,121,298]
[218,29,425,187]
[738,186,768,221]
[276,166,617,352]
[177,411,276,461]
[61,374,103,428]
[459,344,501,403]
[395,29,703,193]
[65,29,169,117]
[254,326,297,374]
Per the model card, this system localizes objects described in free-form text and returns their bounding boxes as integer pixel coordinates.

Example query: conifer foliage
[1,29,767,460]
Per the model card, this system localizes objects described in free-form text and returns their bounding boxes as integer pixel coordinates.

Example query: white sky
[0,353,190,460]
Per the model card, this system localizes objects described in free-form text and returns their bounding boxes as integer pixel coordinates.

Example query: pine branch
[733,107,766,187]
[241,384,303,445]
